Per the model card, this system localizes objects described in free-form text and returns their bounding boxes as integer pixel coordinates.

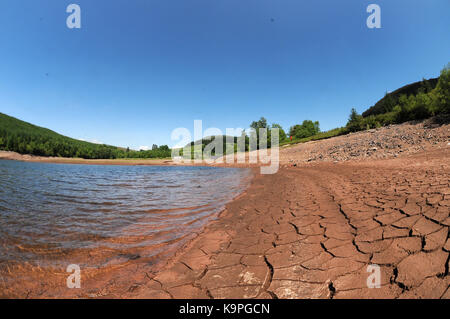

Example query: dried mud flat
[123,121,450,299]
[122,147,449,299]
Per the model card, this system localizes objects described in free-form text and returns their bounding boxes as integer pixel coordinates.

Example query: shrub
[289,120,320,138]
[346,108,363,132]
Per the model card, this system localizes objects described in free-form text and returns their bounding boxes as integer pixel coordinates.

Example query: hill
[345,66,449,133]
[362,77,439,117]
[0,113,170,159]
[282,66,449,147]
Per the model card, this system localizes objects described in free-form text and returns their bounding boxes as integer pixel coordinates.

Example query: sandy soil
[1,120,449,298]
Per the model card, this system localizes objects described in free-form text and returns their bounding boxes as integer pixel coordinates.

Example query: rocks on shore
[281,120,450,166]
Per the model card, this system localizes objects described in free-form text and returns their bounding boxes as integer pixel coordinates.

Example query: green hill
[283,65,449,146]
[0,113,170,159]
[362,77,439,117]
[346,66,449,132]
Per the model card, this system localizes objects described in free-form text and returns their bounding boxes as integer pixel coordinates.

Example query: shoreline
[0,151,179,166]
[0,166,256,299]
[0,150,260,168]
[2,120,449,169]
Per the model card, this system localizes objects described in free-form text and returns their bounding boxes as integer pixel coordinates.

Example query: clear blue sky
[0,0,449,149]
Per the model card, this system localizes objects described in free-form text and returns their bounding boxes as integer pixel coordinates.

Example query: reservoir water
[0,159,251,296]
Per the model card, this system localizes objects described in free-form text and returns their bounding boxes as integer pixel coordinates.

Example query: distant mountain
[362,77,439,117]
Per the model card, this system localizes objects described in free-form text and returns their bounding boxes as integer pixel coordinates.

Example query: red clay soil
[121,148,449,299]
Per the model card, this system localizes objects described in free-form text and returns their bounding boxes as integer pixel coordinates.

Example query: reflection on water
[0,160,251,272]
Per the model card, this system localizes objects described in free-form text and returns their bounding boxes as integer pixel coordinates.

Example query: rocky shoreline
[280,119,449,166]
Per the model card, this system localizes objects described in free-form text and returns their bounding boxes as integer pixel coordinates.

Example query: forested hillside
[346,66,449,132]
[0,113,171,159]
[362,77,439,117]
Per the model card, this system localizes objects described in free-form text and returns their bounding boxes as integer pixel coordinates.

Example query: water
[0,160,251,275]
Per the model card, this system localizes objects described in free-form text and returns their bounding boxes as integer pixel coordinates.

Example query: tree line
[0,113,171,159]
[182,117,322,159]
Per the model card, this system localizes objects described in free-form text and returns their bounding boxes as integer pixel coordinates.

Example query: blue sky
[0,0,449,149]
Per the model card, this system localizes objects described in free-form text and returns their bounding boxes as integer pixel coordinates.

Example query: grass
[280,127,348,147]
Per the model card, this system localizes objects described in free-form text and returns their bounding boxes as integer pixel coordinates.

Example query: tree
[346,108,363,132]
[271,123,286,141]
[152,144,158,150]
[250,117,268,130]
[249,117,269,149]
[382,92,396,113]
[433,65,450,113]
[289,120,320,138]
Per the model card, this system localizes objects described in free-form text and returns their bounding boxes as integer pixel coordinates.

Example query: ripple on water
[0,160,251,273]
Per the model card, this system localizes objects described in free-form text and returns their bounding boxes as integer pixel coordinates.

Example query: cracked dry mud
[123,148,449,299]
